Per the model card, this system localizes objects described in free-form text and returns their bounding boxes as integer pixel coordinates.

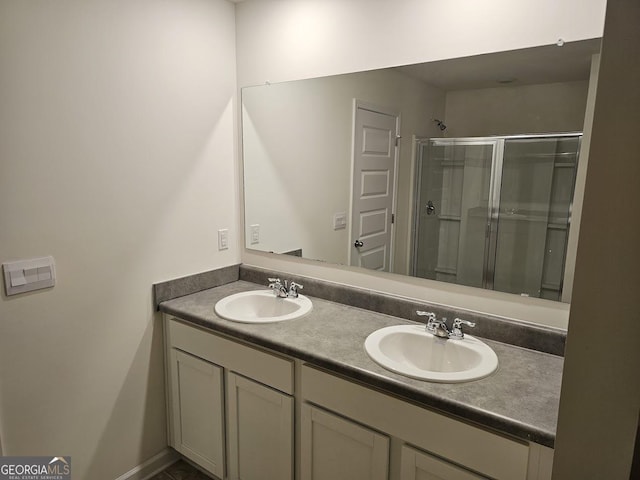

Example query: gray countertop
[159,280,563,448]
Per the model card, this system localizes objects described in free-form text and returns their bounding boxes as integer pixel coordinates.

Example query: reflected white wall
[242,69,445,271]
[445,81,589,137]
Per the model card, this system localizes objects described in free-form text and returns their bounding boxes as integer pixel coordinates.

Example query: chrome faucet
[417,311,448,338]
[416,311,475,340]
[268,278,304,298]
[450,318,476,339]
[268,278,289,298]
[288,281,303,298]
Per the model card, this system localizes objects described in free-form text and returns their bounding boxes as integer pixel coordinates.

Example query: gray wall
[553,0,640,477]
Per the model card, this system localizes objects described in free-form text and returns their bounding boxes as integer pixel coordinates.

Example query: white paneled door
[351,104,399,271]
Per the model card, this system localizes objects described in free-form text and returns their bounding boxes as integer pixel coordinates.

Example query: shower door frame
[410,136,504,289]
[411,132,581,297]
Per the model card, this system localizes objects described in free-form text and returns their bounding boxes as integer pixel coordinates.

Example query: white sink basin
[364,324,498,383]
[214,290,312,323]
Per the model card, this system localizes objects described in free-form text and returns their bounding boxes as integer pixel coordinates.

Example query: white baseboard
[115,448,179,480]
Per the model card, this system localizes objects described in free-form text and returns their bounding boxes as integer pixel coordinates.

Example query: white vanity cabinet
[164,315,554,480]
[164,316,294,480]
[301,365,553,480]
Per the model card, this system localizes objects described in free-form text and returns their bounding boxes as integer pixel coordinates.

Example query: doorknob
[354,240,364,248]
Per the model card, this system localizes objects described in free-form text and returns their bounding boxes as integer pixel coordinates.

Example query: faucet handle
[416,310,437,322]
[268,277,283,292]
[416,311,439,334]
[451,318,476,339]
[289,281,303,297]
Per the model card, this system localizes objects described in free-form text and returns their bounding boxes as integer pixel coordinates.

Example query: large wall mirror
[242,39,601,303]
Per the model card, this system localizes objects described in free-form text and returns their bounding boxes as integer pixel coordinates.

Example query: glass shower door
[412,134,580,300]
[493,136,580,299]
[413,139,497,288]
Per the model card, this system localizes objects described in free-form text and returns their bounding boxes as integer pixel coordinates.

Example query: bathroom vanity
[159,278,562,480]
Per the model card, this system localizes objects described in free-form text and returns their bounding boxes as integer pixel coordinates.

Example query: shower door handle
[426,200,436,215]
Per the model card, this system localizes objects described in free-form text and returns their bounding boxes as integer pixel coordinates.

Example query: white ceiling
[394,38,601,91]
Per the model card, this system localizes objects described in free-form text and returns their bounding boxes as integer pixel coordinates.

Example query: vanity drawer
[167,317,294,394]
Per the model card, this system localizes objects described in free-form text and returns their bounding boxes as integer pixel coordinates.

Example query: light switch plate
[3,256,56,296]
[333,212,347,230]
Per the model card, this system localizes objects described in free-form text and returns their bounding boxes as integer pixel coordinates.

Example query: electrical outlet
[250,224,260,245]
[218,229,229,250]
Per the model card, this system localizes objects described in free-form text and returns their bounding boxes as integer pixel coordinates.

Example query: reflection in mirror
[242,39,601,303]
[413,134,581,301]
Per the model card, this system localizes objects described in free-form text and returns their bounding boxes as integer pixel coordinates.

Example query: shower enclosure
[412,134,581,301]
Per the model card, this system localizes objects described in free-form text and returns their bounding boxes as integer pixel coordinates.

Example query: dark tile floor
[150,459,213,480]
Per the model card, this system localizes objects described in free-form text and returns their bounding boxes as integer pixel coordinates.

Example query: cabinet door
[170,349,225,478]
[401,445,487,480]
[227,372,293,480]
[301,403,389,480]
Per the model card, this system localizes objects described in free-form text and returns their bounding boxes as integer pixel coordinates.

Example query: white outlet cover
[218,229,229,250]
[250,224,260,244]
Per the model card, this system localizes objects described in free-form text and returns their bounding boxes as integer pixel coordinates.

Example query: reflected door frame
[349,100,400,272]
